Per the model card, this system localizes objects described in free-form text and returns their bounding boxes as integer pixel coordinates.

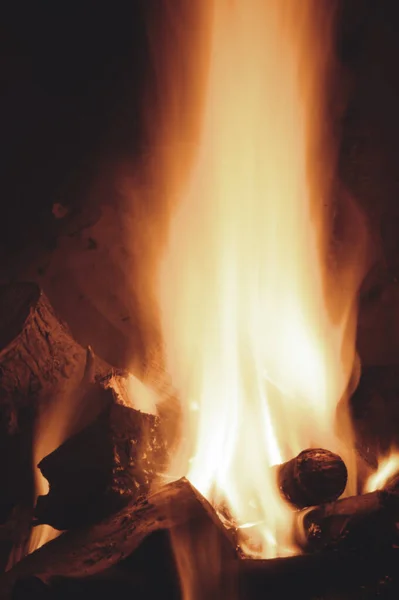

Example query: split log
[276,448,347,509]
[34,382,168,530]
[0,283,112,560]
[0,478,237,600]
[0,282,109,427]
[295,489,399,553]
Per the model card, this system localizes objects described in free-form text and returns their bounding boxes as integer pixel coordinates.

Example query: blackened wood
[295,489,399,552]
[276,448,347,509]
[34,384,168,530]
[0,285,111,561]
[0,479,236,599]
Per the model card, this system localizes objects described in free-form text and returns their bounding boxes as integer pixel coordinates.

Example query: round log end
[278,448,348,509]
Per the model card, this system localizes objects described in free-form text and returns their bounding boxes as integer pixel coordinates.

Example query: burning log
[276,448,348,509]
[0,283,114,546]
[295,489,399,553]
[33,382,168,530]
[0,478,237,599]
[0,281,109,432]
[10,532,399,599]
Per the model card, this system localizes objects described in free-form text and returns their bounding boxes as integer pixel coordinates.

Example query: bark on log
[0,478,237,599]
[10,540,399,600]
[0,282,113,564]
[295,489,399,552]
[0,282,109,432]
[276,448,348,509]
[34,383,168,530]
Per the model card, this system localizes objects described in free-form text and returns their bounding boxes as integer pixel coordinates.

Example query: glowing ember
[365,453,399,493]
[158,0,364,560]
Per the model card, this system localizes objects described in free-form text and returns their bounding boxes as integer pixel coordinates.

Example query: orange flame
[157,0,365,563]
[365,453,399,493]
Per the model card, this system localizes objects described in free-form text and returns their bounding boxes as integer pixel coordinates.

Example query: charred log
[295,489,399,553]
[33,383,167,530]
[0,478,237,599]
[10,536,399,600]
[276,448,348,509]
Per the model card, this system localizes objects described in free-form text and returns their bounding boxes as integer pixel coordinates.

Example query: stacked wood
[8,523,399,600]
[0,478,238,599]
[276,448,348,508]
[4,477,399,598]
[0,283,110,523]
[34,382,168,530]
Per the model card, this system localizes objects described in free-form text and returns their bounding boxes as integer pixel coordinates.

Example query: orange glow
[365,453,399,493]
[158,0,365,562]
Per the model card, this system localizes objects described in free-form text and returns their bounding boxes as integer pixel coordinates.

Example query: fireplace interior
[2,1,399,599]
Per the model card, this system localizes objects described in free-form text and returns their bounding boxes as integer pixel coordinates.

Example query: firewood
[295,489,399,553]
[0,478,237,600]
[0,282,109,427]
[276,448,347,509]
[11,536,399,599]
[33,383,168,530]
[0,282,115,564]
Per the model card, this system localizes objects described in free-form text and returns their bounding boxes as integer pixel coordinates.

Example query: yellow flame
[365,453,399,493]
[158,0,364,561]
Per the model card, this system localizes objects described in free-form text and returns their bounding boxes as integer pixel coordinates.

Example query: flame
[157,0,365,562]
[365,453,399,493]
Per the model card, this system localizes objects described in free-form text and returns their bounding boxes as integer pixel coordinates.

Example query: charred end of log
[34,387,168,530]
[277,448,348,509]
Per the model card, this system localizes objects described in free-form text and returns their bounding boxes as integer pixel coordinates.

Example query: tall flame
[158,0,365,561]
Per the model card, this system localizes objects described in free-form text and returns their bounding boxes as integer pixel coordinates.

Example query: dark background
[1,0,399,368]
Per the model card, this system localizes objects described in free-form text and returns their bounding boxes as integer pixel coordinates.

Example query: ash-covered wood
[295,489,399,553]
[33,382,167,530]
[276,448,348,509]
[0,478,237,599]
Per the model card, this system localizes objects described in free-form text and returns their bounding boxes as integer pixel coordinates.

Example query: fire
[158,0,364,560]
[365,453,399,493]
